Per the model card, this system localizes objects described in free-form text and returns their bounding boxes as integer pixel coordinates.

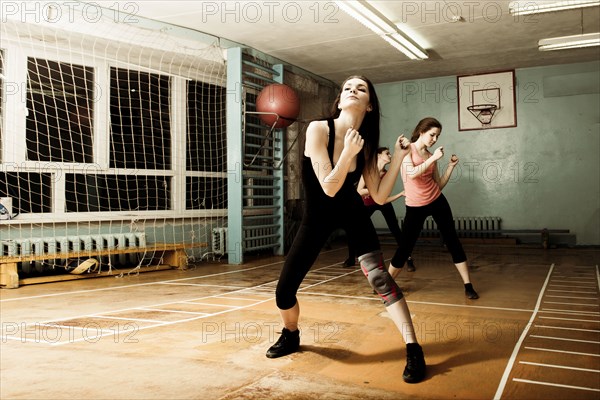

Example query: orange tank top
[401,143,441,207]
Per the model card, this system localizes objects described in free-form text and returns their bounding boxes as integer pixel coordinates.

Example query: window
[186,80,227,211]
[26,58,94,163]
[187,80,226,172]
[186,177,226,210]
[110,68,171,170]
[65,174,170,212]
[0,173,52,214]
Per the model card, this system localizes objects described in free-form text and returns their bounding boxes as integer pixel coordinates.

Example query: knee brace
[358,251,404,307]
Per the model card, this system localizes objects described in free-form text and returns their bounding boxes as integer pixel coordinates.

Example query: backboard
[458,70,517,131]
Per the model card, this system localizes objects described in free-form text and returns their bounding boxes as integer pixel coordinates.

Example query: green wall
[375,61,600,245]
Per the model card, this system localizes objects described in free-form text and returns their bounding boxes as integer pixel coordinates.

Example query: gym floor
[1,243,599,400]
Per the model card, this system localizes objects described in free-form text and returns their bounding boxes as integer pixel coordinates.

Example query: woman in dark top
[266,76,426,384]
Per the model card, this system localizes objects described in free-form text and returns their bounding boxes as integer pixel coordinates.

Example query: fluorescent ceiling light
[509,0,600,15]
[335,0,428,60]
[538,32,600,50]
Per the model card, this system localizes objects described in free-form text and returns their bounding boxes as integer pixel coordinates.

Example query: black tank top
[302,118,365,215]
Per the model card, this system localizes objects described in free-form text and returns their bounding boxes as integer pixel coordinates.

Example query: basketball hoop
[467,104,498,125]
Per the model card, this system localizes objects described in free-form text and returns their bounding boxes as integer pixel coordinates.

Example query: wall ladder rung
[242,59,280,76]
[242,71,279,84]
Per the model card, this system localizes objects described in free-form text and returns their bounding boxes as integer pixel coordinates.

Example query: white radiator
[400,216,502,238]
[1,233,147,272]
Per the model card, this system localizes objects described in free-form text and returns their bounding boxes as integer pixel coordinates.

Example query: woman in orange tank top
[390,117,479,300]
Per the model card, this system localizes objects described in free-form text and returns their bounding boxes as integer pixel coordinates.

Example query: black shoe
[403,343,426,383]
[407,257,416,272]
[266,328,300,358]
[465,283,479,299]
[343,258,356,268]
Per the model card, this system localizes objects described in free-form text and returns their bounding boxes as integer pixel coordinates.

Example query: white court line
[212,296,267,302]
[92,315,168,324]
[158,282,247,290]
[546,295,598,300]
[540,308,600,316]
[530,334,600,344]
[179,301,238,308]
[535,324,600,333]
[493,263,554,400]
[547,289,598,294]
[519,360,600,373]
[543,301,599,307]
[137,307,209,316]
[512,378,600,392]
[37,323,116,334]
[1,335,50,344]
[539,316,600,323]
[524,346,600,357]
[550,284,598,288]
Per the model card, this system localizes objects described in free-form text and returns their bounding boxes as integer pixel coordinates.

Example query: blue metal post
[226,47,244,264]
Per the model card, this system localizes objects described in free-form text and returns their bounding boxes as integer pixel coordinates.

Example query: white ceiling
[114,1,599,84]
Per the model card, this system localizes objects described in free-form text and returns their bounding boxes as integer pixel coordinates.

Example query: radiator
[1,233,147,272]
[400,217,502,238]
[212,228,227,255]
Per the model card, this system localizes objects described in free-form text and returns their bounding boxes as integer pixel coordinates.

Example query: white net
[0,2,227,279]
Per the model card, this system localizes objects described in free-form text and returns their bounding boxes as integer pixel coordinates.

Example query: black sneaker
[403,343,426,383]
[266,328,300,358]
[465,283,479,299]
[407,257,416,272]
[343,258,356,268]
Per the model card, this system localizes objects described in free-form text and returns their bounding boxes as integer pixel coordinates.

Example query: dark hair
[410,117,442,143]
[377,147,389,154]
[330,75,381,171]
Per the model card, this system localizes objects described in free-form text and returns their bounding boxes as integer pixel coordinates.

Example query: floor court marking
[137,307,211,316]
[529,335,600,344]
[0,263,363,346]
[535,324,600,333]
[493,263,554,400]
[547,289,598,294]
[512,378,600,392]
[550,284,597,288]
[493,263,600,398]
[519,361,600,373]
[543,301,599,307]
[3,258,520,346]
[539,316,600,323]
[546,295,598,300]
[540,309,600,317]
[524,346,600,357]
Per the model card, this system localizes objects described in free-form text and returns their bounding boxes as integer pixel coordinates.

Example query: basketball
[255,83,300,128]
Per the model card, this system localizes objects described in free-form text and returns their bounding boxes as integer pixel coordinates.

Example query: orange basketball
[255,84,300,128]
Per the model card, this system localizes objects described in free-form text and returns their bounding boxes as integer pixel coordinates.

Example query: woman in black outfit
[266,76,426,384]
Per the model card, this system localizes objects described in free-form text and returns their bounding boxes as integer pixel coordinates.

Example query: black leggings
[391,194,466,268]
[347,202,404,260]
[276,197,380,310]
